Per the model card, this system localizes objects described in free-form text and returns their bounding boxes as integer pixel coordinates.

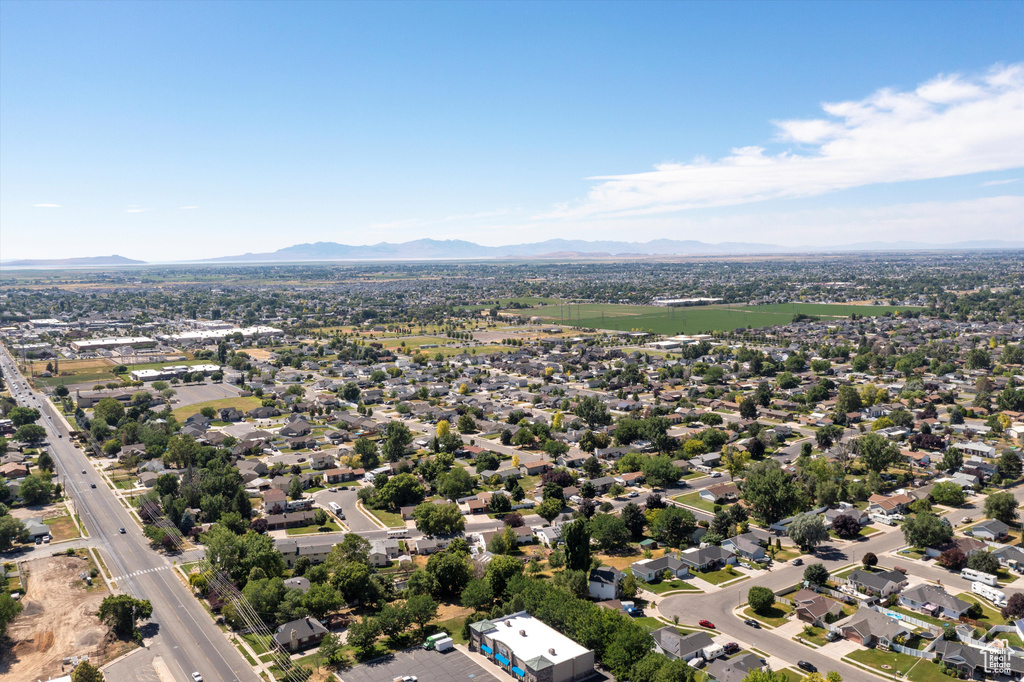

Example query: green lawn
[741,603,793,628]
[994,632,1024,647]
[365,507,406,528]
[697,566,747,585]
[241,632,272,655]
[171,396,264,421]
[640,578,701,594]
[519,302,922,335]
[775,670,805,682]
[845,648,949,682]
[284,521,342,536]
[793,624,831,647]
[956,593,1008,626]
[674,492,716,513]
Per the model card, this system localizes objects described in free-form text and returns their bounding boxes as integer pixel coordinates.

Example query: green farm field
[522,302,922,335]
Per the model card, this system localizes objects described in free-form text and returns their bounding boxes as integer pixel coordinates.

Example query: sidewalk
[456,644,518,682]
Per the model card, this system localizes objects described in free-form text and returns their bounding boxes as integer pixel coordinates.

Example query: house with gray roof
[846,569,908,597]
[273,616,328,652]
[970,518,1010,541]
[630,555,690,582]
[650,627,713,661]
[678,545,735,571]
[836,608,912,647]
[899,584,971,619]
[705,653,766,682]
[721,532,767,562]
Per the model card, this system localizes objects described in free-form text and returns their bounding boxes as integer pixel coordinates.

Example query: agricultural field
[519,301,923,335]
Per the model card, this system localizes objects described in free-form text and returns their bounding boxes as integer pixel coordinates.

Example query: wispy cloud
[32,203,61,208]
[542,64,1024,219]
[980,178,1019,186]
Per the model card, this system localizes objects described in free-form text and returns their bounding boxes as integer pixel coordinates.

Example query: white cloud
[543,64,1024,219]
[32,203,60,208]
[124,207,148,213]
[178,205,199,210]
[980,178,1019,186]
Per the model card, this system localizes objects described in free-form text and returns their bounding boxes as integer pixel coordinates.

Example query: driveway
[313,487,381,533]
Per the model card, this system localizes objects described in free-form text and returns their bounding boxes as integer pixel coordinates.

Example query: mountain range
[201,238,1024,262]
[3,239,1023,266]
[0,254,146,267]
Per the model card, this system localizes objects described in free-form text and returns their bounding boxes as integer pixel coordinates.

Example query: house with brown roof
[700,482,739,503]
[791,589,843,627]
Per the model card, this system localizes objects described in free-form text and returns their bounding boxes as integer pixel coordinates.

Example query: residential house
[867,492,913,516]
[700,482,739,504]
[969,518,1010,541]
[308,452,335,470]
[900,584,971,619]
[264,511,316,531]
[273,617,328,652]
[932,638,1024,678]
[630,555,690,582]
[650,628,714,662]
[791,589,843,627]
[706,654,767,682]
[369,538,401,567]
[275,539,333,568]
[588,567,623,601]
[926,536,987,559]
[721,532,767,562]
[678,545,735,572]
[836,608,912,647]
[846,569,908,597]
[262,489,287,514]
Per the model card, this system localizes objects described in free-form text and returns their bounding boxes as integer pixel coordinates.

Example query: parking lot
[339,646,501,682]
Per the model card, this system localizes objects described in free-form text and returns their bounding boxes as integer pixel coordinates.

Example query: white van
[961,568,999,587]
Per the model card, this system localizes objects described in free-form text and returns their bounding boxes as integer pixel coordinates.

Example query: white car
[710,471,722,478]
[192,674,204,682]
[627,491,639,498]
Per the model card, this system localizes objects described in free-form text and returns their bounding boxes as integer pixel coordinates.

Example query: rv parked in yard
[971,581,1006,607]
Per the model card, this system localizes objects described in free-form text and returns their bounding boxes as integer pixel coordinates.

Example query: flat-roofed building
[71,336,155,351]
[469,611,594,682]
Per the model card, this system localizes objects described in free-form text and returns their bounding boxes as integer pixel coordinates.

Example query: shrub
[748,586,775,614]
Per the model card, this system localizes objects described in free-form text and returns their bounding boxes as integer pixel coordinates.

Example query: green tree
[378,602,410,639]
[563,519,592,571]
[457,413,477,434]
[739,397,758,420]
[406,593,439,633]
[353,437,379,468]
[413,502,466,535]
[985,491,1019,524]
[97,594,153,638]
[650,507,696,548]
[787,513,829,552]
[856,433,898,474]
[574,395,612,428]
[304,583,342,619]
[437,467,474,500]
[0,591,22,638]
[930,481,966,507]
[346,617,380,658]
[17,474,54,505]
[901,512,952,548]
[621,501,646,540]
[803,563,829,585]
[998,451,1022,481]
[380,421,413,462]
[747,586,775,613]
[741,460,800,524]
[93,397,126,425]
[8,406,41,427]
[590,514,630,552]
[14,424,46,443]
[835,385,863,415]
[70,661,105,682]
[373,472,425,510]
[461,578,494,611]
[425,550,472,599]
[0,515,28,551]
[536,497,564,523]
[486,554,524,597]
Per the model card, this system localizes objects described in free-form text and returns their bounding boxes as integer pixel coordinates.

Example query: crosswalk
[112,565,171,582]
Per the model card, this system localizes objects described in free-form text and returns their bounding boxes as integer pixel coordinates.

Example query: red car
[699,620,715,629]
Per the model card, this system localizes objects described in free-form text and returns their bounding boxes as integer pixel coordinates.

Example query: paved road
[2,350,258,682]
[659,485,1024,678]
[313,487,381,533]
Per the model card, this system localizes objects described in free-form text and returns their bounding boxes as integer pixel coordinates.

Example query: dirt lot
[0,554,121,680]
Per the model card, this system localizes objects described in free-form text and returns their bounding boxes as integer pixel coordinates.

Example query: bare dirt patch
[0,554,117,680]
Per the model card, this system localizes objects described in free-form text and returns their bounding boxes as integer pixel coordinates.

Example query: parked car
[743,619,761,628]
[798,661,817,673]
[710,471,722,478]
[825,631,841,642]
[792,558,803,566]
[699,620,715,629]
[627,491,639,498]
[723,642,739,655]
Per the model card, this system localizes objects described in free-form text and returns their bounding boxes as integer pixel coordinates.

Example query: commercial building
[128,364,221,382]
[157,325,283,344]
[469,611,594,682]
[70,336,156,352]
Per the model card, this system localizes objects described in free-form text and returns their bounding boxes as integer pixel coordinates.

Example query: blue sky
[1,1,1022,261]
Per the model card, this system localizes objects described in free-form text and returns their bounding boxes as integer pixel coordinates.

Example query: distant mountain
[1,254,146,267]
[201,237,1024,262]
